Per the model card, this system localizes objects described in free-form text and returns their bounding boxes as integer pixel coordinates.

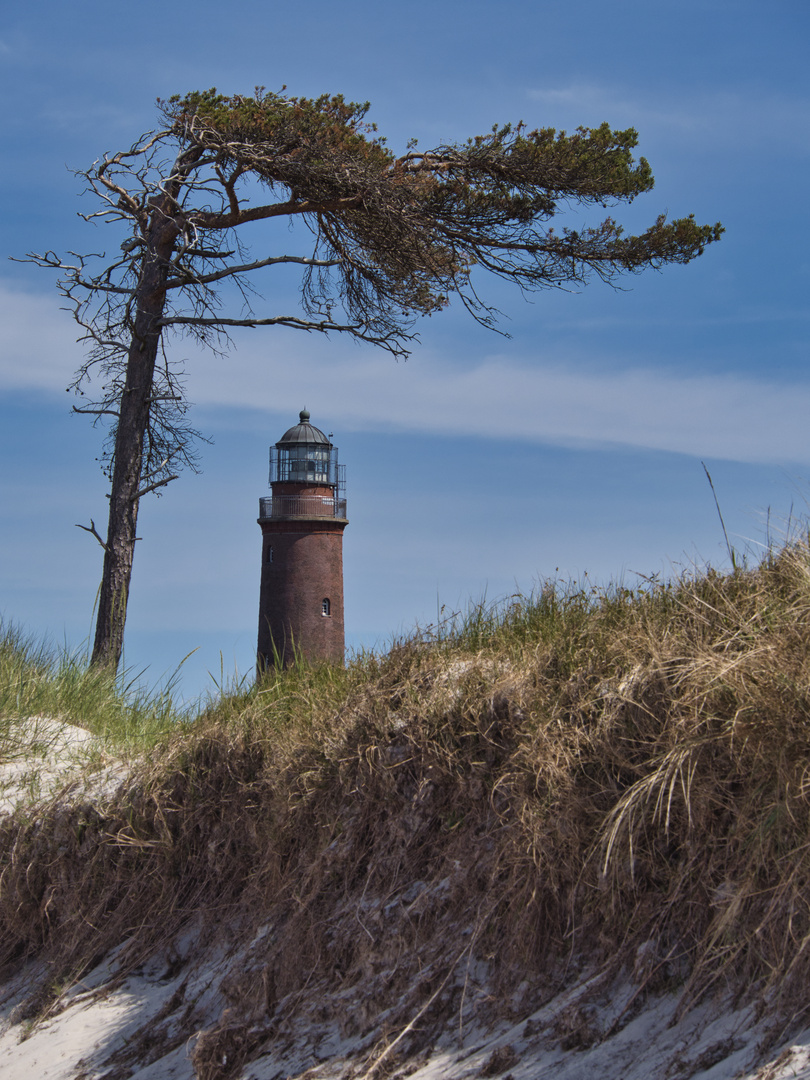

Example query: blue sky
[1,1,808,698]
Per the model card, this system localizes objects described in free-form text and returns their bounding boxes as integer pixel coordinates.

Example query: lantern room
[260,409,347,522]
[270,409,339,486]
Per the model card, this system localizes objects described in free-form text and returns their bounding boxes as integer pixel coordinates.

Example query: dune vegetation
[3,537,810,1073]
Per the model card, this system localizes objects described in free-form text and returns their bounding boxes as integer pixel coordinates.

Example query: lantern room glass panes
[284,444,329,483]
[271,444,339,485]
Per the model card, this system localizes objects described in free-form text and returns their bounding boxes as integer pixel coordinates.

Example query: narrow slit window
[321,598,331,617]
[266,545,274,564]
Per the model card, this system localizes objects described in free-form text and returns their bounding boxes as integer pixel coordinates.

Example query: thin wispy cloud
[542,304,810,333]
[188,341,810,468]
[527,83,810,154]
[3,280,809,468]
[0,281,81,391]
[38,101,155,138]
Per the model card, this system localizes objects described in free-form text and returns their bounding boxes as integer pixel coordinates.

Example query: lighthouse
[257,411,348,670]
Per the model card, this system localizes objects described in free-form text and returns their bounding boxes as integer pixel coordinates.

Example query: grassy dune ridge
[3,540,810,1069]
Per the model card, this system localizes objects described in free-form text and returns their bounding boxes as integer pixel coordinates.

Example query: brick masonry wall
[257,519,347,668]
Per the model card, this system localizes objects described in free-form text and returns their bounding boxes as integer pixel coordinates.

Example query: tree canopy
[27,88,723,668]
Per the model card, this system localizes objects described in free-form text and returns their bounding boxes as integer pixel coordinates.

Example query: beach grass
[0,623,188,761]
[4,535,810,1041]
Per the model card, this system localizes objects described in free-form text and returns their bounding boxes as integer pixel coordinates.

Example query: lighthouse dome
[277,410,331,447]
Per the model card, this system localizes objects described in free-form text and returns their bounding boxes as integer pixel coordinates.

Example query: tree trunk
[91,217,178,669]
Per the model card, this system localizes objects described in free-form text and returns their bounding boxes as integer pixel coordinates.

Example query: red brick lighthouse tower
[257,410,348,669]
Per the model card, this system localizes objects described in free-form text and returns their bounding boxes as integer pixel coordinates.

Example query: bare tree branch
[165,252,341,289]
[73,406,120,417]
[75,519,108,551]
[135,474,179,500]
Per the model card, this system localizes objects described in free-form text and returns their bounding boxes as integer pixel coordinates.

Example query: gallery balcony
[258,494,348,522]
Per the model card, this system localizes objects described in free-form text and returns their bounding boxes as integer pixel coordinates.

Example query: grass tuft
[0,622,187,758]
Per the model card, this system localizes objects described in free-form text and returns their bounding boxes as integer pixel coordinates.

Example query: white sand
[2,945,810,1080]
[0,717,126,815]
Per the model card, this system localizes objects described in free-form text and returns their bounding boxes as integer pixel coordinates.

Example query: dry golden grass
[4,538,810,1053]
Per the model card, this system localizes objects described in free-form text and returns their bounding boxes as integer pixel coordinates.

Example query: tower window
[321,598,331,617]
[266,545,274,564]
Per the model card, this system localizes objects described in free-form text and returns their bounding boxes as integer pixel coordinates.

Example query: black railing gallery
[259,494,348,521]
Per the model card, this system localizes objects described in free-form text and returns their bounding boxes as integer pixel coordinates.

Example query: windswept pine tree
[28,89,722,667]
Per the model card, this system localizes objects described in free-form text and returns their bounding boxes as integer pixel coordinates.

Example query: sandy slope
[0,717,125,816]
[2,940,810,1080]
[2,726,810,1080]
